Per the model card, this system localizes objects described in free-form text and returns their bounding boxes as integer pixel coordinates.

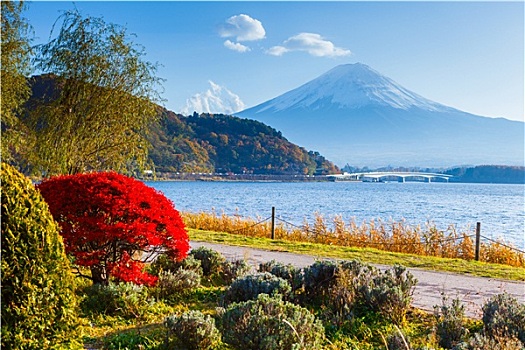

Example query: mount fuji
[236,63,524,167]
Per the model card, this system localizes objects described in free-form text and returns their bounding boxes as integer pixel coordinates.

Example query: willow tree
[1,1,33,165]
[31,10,163,176]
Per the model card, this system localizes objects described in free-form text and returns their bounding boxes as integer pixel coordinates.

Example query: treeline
[148,110,339,175]
[445,165,525,184]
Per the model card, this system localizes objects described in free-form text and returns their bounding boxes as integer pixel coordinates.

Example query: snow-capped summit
[236,63,523,167]
[254,63,450,113]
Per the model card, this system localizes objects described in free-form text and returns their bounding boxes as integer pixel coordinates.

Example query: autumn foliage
[37,172,189,285]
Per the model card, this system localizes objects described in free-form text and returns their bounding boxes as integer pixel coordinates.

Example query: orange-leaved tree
[37,172,189,286]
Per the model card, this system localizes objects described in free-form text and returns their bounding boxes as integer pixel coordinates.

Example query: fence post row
[271,206,276,240]
[268,209,485,260]
[475,222,481,261]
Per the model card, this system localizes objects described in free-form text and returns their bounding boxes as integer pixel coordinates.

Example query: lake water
[147,181,525,249]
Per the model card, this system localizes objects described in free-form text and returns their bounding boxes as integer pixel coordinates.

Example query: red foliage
[37,172,189,285]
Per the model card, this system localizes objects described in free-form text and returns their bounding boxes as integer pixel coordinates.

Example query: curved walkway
[190,241,524,318]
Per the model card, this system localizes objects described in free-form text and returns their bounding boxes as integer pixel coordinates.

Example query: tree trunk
[90,265,109,285]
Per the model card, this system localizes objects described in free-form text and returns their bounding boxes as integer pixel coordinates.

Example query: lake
[147,181,525,249]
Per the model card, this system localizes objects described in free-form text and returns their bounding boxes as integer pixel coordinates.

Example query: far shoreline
[142,172,525,184]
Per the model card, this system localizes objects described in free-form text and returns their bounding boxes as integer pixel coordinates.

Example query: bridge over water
[328,172,453,183]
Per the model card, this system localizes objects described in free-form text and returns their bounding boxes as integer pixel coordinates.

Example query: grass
[80,284,227,349]
[188,229,525,281]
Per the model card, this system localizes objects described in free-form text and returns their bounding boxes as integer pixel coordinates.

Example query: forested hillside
[23,75,338,176]
[148,110,338,175]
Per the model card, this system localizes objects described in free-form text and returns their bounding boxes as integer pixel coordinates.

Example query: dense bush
[386,328,412,350]
[297,260,416,325]
[323,264,361,325]
[190,246,226,277]
[150,254,203,276]
[301,260,363,323]
[222,258,252,284]
[482,293,525,343]
[454,333,524,350]
[221,293,325,350]
[434,296,468,349]
[301,260,338,302]
[359,264,417,324]
[300,260,368,325]
[165,310,221,350]
[103,331,160,350]
[155,269,201,299]
[81,282,152,319]
[37,171,189,285]
[223,272,292,306]
[259,259,301,291]
[1,163,81,349]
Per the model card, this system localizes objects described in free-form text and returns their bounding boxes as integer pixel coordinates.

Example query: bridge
[327,172,453,183]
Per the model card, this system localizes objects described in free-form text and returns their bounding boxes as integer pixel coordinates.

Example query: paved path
[190,241,524,318]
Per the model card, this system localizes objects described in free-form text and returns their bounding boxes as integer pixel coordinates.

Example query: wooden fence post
[271,206,276,240]
[475,222,481,261]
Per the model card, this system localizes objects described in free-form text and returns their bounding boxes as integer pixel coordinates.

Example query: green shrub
[434,296,468,349]
[81,282,152,319]
[180,255,204,274]
[259,259,301,291]
[300,260,368,325]
[103,331,161,350]
[301,260,338,301]
[323,264,361,326]
[190,246,226,277]
[298,260,416,325]
[1,163,81,349]
[155,269,201,299]
[386,328,412,350]
[454,333,524,350]
[149,254,202,276]
[165,310,221,350]
[482,293,525,343]
[222,272,292,306]
[222,258,252,284]
[359,264,417,324]
[221,293,325,350]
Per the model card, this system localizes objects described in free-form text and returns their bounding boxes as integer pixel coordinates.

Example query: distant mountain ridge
[237,63,524,167]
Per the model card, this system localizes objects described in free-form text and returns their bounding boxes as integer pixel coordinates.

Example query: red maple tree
[37,172,189,286]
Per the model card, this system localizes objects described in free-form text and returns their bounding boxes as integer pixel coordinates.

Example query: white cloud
[224,40,250,53]
[266,45,288,56]
[219,14,266,42]
[181,81,246,115]
[267,32,351,58]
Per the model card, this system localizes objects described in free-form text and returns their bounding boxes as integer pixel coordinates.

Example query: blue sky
[25,1,524,121]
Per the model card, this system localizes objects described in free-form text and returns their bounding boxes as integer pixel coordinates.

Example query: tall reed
[182,210,524,268]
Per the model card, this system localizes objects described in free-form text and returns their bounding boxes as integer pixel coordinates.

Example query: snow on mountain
[236,63,524,167]
[255,63,451,113]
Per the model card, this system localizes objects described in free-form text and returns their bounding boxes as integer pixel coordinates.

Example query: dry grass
[182,211,524,268]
